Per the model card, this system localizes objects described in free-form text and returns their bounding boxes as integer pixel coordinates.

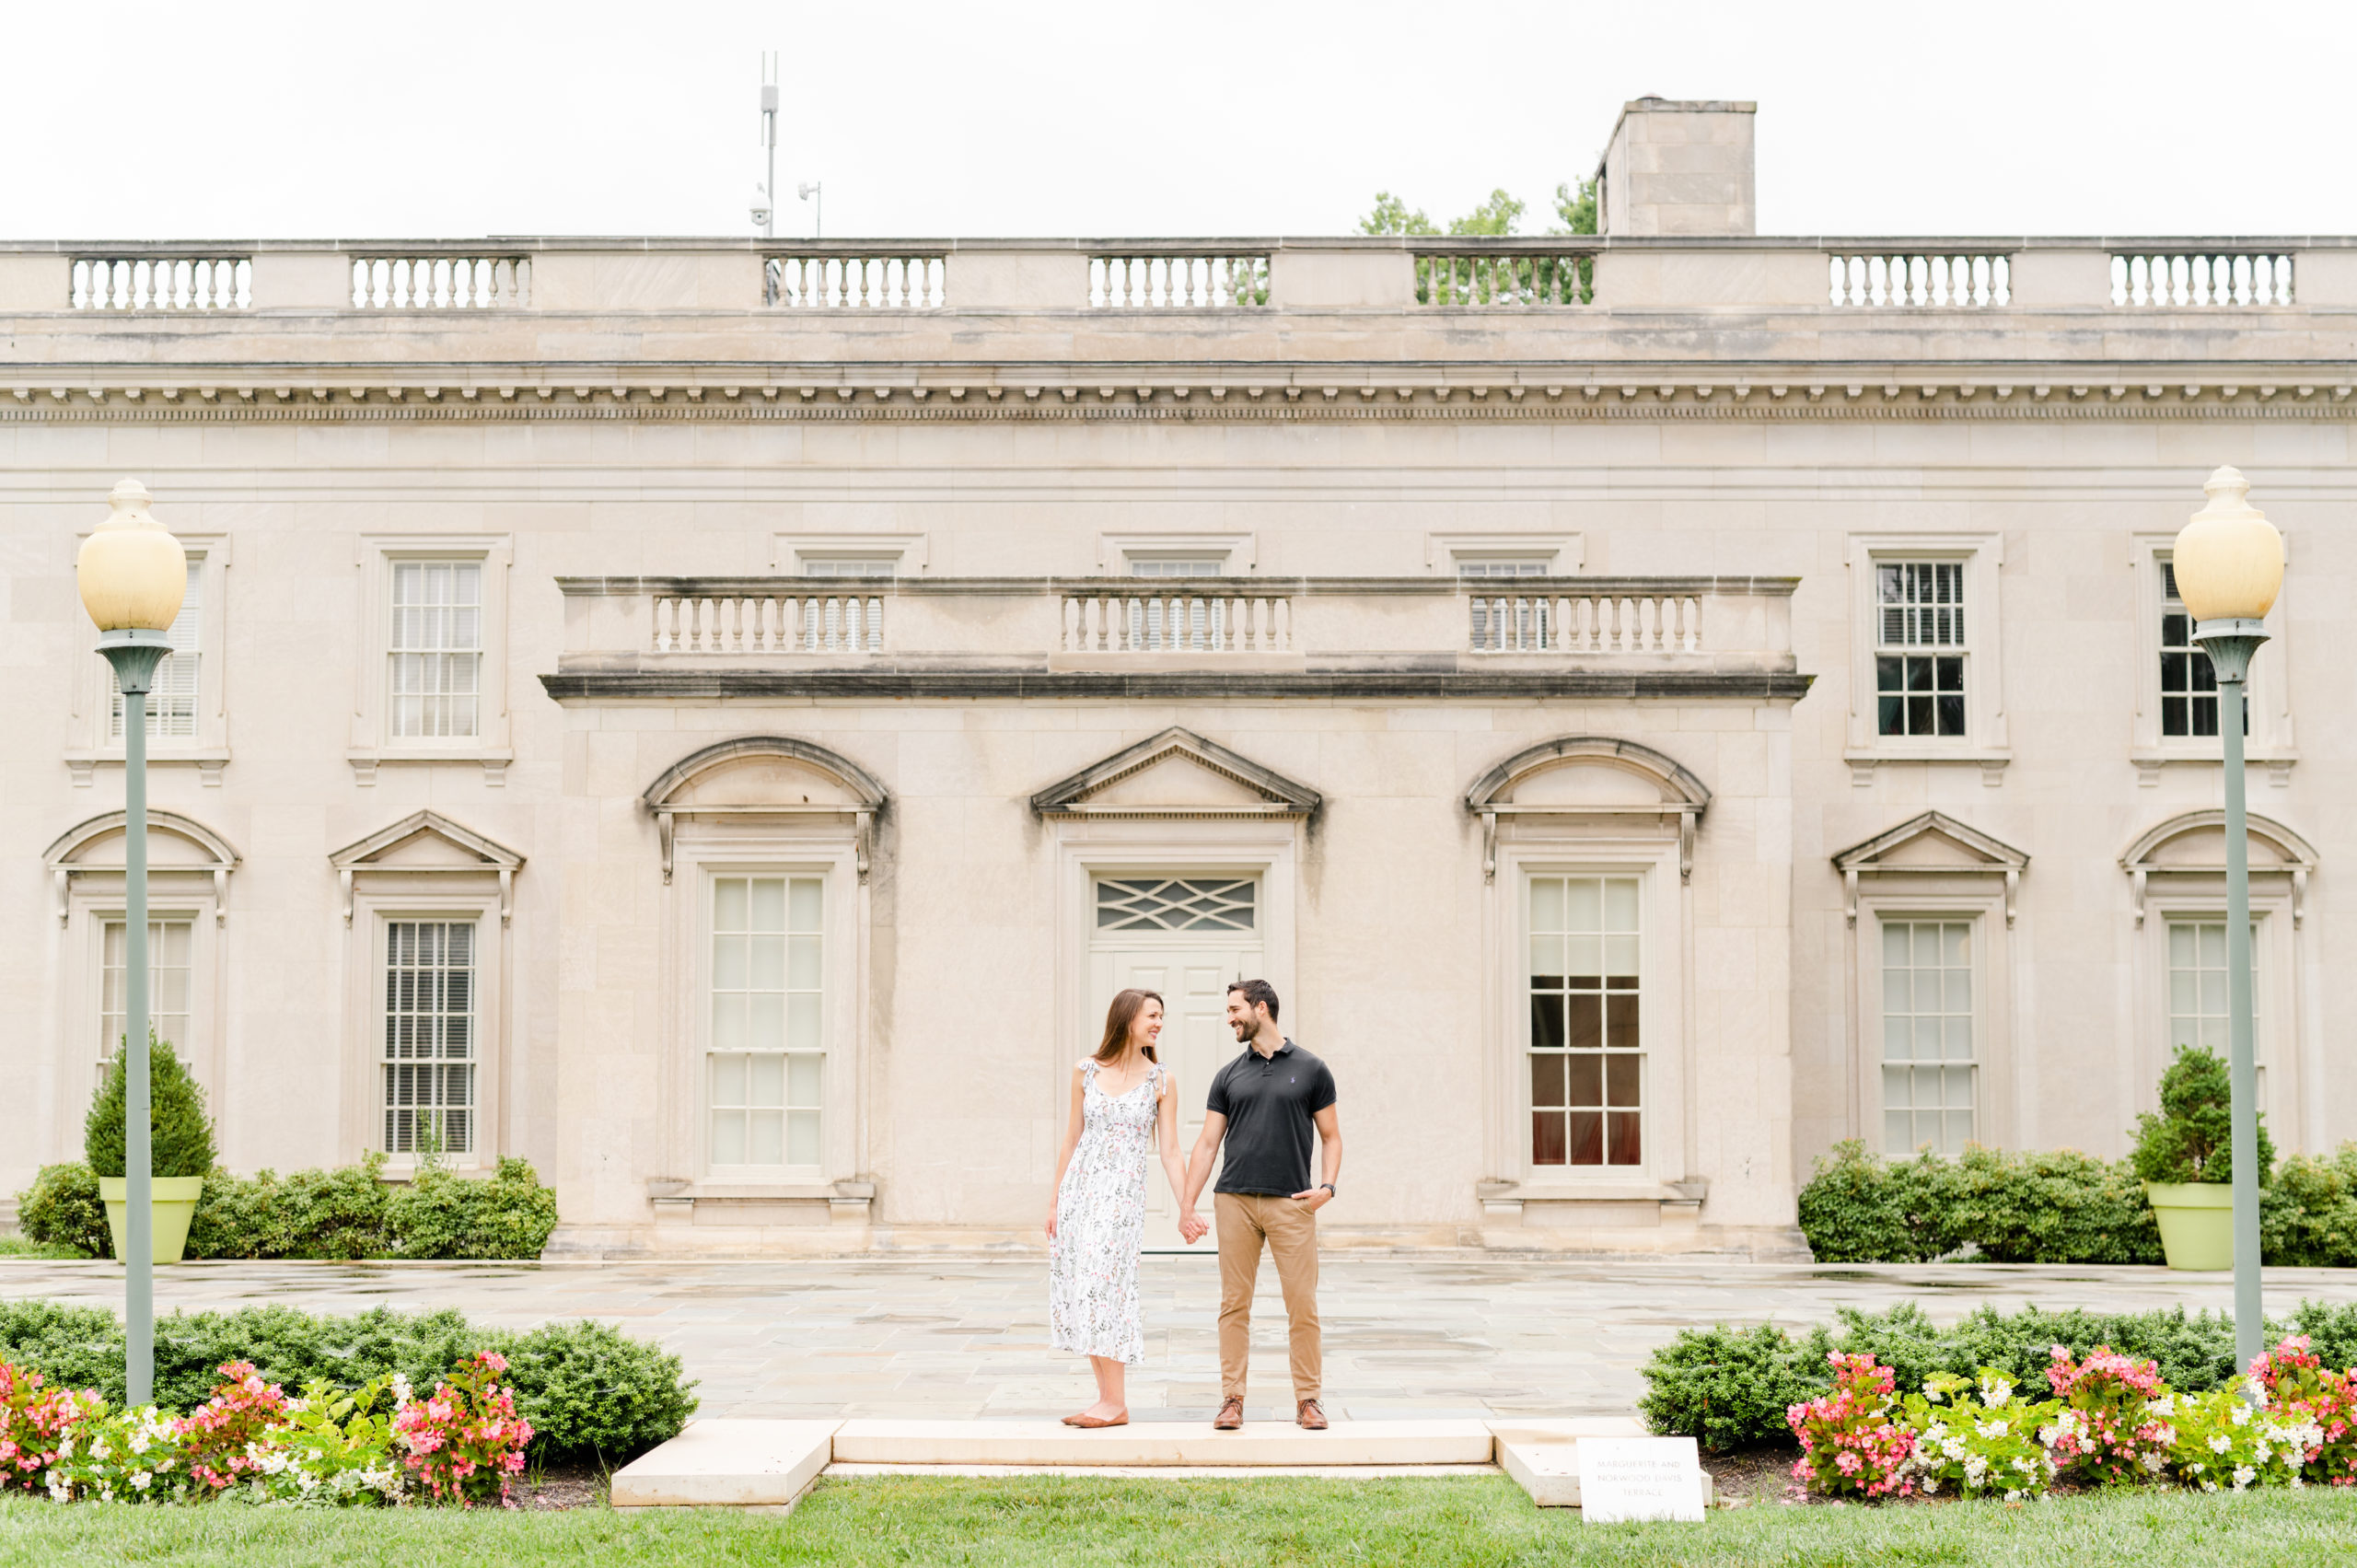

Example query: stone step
[1490,1420,1713,1509]
[830,1417,1496,1468]
[611,1419,841,1509]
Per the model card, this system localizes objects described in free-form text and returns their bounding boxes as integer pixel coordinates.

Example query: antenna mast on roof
[753,53,779,238]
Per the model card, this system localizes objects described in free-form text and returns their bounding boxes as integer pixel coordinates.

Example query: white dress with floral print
[1049,1058,1163,1365]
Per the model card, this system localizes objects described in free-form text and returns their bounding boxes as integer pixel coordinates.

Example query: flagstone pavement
[6,1256,2354,1424]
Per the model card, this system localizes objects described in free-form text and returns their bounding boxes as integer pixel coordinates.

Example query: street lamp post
[75,477,188,1409]
[2171,465,2284,1376]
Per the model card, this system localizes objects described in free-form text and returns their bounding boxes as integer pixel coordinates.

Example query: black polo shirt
[1207,1038,1337,1197]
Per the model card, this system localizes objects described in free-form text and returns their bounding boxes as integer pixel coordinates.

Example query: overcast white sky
[6,0,2352,241]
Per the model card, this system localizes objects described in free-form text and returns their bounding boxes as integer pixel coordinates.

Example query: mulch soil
[510,1464,608,1511]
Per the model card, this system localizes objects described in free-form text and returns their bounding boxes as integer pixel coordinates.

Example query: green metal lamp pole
[97,630,170,1408]
[2190,618,2266,1374]
[2174,465,2285,1380]
[76,477,189,1413]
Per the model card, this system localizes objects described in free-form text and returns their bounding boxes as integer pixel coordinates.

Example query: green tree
[1447,188,1525,236]
[1553,178,1599,237]
[1358,192,1436,236]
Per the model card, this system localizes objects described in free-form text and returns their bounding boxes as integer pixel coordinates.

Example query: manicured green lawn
[7,1475,2357,1567]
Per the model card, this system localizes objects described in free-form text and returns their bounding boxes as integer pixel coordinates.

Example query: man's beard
[1229,1016,1251,1040]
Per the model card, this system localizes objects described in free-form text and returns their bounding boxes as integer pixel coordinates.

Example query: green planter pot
[98,1176,203,1263]
[2145,1180,2235,1271]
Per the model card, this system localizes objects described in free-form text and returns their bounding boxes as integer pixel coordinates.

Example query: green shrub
[16,1162,110,1257]
[185,1156,394,1260]
[83,1030,216,1179]
[479,1318,701,1465]
[0,1301,694,1464]
[2264,1145,2357,1268]
[388,1157,559,1260]
[1635,1320,1837,1452]
[2290,1299,2357,1372]
[2132,1044,2274,1186]
[1794,1141,1964,1263]
[1948,1146,2163,1264]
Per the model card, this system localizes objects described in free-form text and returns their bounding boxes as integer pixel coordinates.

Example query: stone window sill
[2131,749,2295,786]
[348,749,513,785]
[65,749,231,786]
[1843,748,2011,786]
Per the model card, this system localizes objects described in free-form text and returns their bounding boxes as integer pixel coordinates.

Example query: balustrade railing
[2111,251,2293,307]
[1088,254,1271,308]
[1060,591,1292,653]
[1467,590,1701,655]
[1828,252,2010,308]
[1412,250,1593,306]
[652,591,884,655]
[351,256,530,308]
[71,257,250,310]
[765,254,944,308]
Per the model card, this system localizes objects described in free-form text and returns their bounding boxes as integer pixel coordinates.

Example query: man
[1176,978,1341,1432]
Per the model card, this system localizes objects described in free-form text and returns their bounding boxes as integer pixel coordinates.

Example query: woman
[1046,987,1190,1428]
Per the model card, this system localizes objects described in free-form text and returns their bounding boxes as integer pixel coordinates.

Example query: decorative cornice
[6,386,2351,424]
[1030,726,1322,819]
[540,668,1816,702]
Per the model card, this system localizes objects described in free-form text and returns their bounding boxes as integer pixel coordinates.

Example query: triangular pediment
[1833,811,2027,875]
[1030,727,1320,819]
[331,810,524,872]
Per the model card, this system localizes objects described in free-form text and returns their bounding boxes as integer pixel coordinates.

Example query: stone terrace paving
[6,1257,2356,1423]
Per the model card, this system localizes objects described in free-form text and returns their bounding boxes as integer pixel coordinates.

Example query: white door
[1086,875,1260,1252]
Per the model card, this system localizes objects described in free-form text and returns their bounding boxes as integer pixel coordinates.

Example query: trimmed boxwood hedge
[16,1156,559,1261]
[0,1300,695,1466]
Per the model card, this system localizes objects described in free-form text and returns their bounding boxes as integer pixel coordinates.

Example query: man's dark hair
[1227,978,1281,1023]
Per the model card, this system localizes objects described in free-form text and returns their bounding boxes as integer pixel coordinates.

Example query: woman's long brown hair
[1092,988,1164,1064]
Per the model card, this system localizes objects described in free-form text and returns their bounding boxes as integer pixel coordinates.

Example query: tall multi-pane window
[1874,562,1967,737]
[383,920,476,1155]
[110,562,200,740]
[2166,921,2260,1092]
[1527,875,1642,1168]
[388,562,482,739]
[1880,921,1976,1155]
[710,876,825,1168]
[2159,563,2245,738]
[100,919,193,1076]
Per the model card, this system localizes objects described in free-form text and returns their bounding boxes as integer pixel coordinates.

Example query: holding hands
[1177,1210,1209,1245]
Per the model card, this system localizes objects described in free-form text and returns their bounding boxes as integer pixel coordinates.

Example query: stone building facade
[4,99,2351,1255]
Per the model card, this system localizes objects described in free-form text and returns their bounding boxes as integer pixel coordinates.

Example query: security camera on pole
[75,477,189,1409]
[2169,464,2285,1379]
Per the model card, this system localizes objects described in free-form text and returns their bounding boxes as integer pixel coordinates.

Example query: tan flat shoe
[1070,1411,1128,1429]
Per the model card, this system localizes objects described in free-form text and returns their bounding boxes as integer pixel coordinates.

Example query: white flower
[2230,1401,2252,1427]
[2210,1434,2232,1455]
[131,1471,152,1491]
[2142,1451,2169,1472]
[128,1432,150,1456]
[2233,1465,2257,1491]
[1977,1420,2011,1440]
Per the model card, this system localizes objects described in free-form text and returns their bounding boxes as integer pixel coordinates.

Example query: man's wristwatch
[1318,1183,1335,1197]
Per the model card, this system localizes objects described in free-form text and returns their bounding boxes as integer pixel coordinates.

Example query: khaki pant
[1214,1191,1320,1401]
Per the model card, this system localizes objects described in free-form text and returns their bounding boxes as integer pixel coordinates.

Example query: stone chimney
[1594,99,1757,237]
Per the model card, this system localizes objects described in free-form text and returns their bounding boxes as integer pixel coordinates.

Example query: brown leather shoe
[1296,1398,1328,1430]
[1213,1397,1245,1430]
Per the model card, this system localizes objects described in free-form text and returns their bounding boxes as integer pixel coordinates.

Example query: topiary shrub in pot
[85,1029,217,1263]
[2132,1045,2274,1271]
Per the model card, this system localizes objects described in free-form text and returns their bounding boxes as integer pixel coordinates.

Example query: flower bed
[0,1301,693,1470]
[3,1351,533,1507]
[1639,1298,2357,1453]
[1777,1336,2347,1503]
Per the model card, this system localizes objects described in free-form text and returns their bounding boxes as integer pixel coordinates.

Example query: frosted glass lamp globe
[2171,467,2283,624]
[75,479,187,633]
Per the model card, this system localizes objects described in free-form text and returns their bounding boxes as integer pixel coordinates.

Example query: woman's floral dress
[1049,1058,1163,1365]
